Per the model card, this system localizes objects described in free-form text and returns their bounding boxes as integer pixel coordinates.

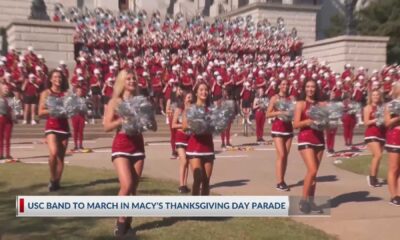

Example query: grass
[0,164,335,240]
[335,154,388,179]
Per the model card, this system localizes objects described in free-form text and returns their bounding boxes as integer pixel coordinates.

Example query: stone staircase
[12,114,365,139]
[11,115,254,139]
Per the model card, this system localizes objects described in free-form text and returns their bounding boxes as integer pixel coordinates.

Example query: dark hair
[297,79,321,101]
[193,81,211,106]
[48,69,69,92]
[176,90,192,109]
[275,79,289,96]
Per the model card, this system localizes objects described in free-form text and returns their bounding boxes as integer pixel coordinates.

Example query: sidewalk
[10,134,399,240]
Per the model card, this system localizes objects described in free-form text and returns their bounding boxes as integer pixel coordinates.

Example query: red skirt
[45,117,70,137]
[364,124,385,143]
[298,127,325,150]
[186,133,214,160]
[271,118,293,137]
[175,130,189,148]
[385,128,400,152]
[111,133,145,159]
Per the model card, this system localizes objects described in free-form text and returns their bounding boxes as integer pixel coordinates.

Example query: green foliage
[357,0,400,64]
[336,154,388,179]
[325,14,346,38]
[326,0,400,64]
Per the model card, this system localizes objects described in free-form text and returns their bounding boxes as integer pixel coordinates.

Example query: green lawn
[335,154,388,179]
[0,164,335,240]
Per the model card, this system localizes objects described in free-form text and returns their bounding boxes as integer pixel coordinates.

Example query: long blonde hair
[367,89,383,105]
[112,69,137,99]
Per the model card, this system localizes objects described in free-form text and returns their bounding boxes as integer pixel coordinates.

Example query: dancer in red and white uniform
[172,90,193,194]
[294,79,325,213]
[364,90,385,187]
[38,69,70,192]
[103,69,145,236]
[182,82,215,195]
[266,79,293,191]
[384,82,400,206]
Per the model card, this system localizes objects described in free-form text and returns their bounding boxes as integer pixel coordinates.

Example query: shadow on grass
[63,178,118,190]
[318,191,381,210]
[289,175,338,188]
[210,179,250,189]
[134,217,231,232]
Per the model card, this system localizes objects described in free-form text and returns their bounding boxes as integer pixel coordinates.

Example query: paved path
[8,133,399,240]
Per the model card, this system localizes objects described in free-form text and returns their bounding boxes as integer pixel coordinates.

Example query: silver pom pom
[186,105,209,134]
[46,95,67,117]
[374,105,385,126]
[117,96,157,135]
[274,99,294,122]
[388,99,400,116]
[209,100,236,134]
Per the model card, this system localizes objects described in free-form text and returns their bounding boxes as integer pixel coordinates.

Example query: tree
[357,0,400,64]
[325,14,345,38]
[327,0,400,64]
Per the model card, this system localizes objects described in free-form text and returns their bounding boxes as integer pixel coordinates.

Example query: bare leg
[189,158,202,195]
[201,160,214,196]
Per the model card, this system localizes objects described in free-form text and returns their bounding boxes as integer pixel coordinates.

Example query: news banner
[16,196,330,217]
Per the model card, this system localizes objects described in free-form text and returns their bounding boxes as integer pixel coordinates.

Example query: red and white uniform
[385,128,400,152]
[45,90,70,136]
[297,101,325,149]
[364,105,386,143]
[175,108,189,148]
[111,115,145,160]
[271,96,293,137]
[186,107,214,159]
[385,101,400,152]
